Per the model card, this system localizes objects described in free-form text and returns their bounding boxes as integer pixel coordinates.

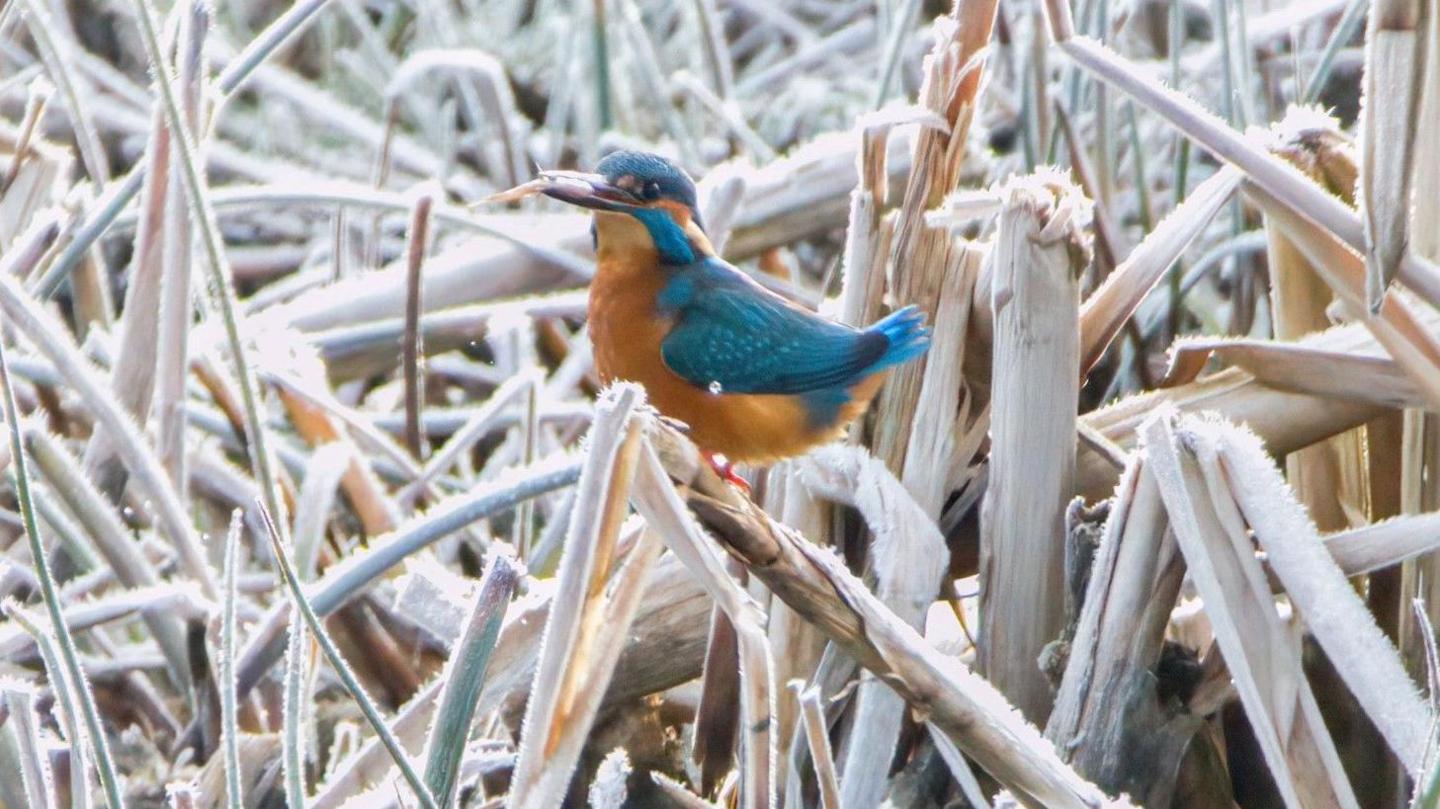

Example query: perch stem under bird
[486,151,931,485]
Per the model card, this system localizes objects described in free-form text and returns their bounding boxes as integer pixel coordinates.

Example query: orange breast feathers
[585,212,885,463]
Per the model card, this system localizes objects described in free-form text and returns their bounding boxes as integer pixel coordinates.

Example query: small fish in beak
[481,171,642,212]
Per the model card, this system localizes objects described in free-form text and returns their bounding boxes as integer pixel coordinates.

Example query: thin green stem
[7,606,90,809]
[282,603,308,809]
[0,339,125,809]
[220,510,244,809]
[1126,102,1153,232]
[260,506,439,809]
[1301,0,1367,105]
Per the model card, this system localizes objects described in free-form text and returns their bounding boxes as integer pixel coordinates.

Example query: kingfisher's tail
[866,305,931,371]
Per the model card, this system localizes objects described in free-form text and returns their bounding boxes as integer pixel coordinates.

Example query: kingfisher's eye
[642,181,662,201]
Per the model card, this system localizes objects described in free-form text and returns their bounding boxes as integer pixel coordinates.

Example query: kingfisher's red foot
[701,451,750,493]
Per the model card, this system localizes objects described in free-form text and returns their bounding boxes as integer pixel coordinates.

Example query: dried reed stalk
[509,386,656,809]
[798,445,947,806]
[1360,0,1423,311]
[1214,418,1431,774]
[873,0,998,474]
[981,171,1090,723]
[632,436,775,809]
[84,97,171,498]
[762,466,827,791]
[1263,117,1367,532]
[1040,0,1440,309]
[791,682,840,809]
[1394,0,1440,698]
[154,0,208,494]
[1079,166,1240,376]
[403,193,434,461]
[648,423,1117,807]
[1143,409,1359,809]
[1163,333,1436,415]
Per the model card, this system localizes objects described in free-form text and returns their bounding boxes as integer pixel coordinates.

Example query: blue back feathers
[655,257,931,428]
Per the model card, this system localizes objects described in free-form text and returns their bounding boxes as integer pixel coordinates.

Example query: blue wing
[656,258,928,396]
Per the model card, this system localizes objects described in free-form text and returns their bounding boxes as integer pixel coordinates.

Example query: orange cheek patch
[654,200,693,228]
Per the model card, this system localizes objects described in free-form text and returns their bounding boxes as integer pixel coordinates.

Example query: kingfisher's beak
[534,171,641,212]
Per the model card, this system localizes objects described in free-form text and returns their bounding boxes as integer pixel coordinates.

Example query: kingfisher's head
[534,150,711,266]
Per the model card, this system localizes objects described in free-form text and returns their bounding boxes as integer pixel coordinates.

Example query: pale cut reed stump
[980,171,1090,724]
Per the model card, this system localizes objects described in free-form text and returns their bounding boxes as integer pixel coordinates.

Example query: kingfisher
[509,151,930,478]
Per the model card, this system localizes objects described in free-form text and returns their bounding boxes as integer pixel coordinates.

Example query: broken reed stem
[980,171,1090,724]
[1360,0,1422,311]
[1143,410,1360,807]
[403,193,434,461]
[873,0,997,472]
[791,682,840,809]
[510,385,656,809]
[1044,455,1192,805]
[1262,116,1367,532]
[0,339,125,809]
[129,0,291,545]
[0,77,49,195]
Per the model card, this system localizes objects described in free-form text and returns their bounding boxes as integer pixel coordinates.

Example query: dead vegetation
[1,0,1439,807]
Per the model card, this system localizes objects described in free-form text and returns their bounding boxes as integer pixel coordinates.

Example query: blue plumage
[656,257,931,424]
[865,306,932,370]
[633,208,696,265]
